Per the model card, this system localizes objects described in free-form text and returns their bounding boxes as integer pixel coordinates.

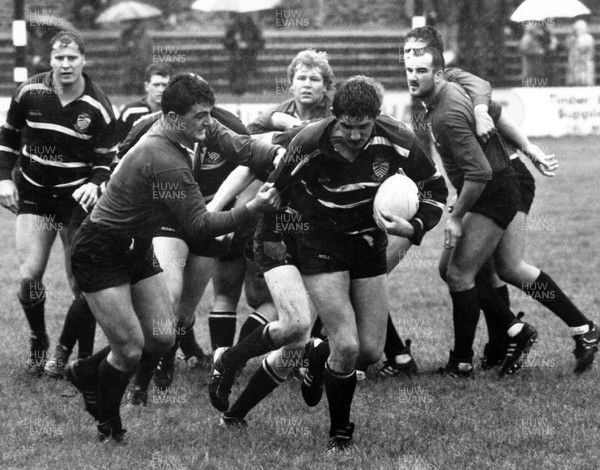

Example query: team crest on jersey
[372,156,390,180]
[207,151,222,162]
[74,112,91,132]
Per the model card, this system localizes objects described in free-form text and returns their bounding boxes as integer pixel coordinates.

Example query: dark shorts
[155,223,252,261]
[71,220,163,293]
[511,156,536,214]
[253,216,299,276]
[17,176,78,227]
[467,170,520,230]
[295,229,388,279]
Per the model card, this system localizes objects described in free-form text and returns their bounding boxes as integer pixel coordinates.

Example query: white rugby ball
[373,174,419,220]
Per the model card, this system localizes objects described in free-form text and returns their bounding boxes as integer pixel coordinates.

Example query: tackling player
[64,73,281,443]
[0,30,116,376]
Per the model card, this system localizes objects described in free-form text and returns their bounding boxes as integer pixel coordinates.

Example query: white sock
[507,323,524,337]
[570,324,590,336]
[394,354,412,365]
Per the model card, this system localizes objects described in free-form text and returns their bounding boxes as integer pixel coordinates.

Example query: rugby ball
[373,174,419,220]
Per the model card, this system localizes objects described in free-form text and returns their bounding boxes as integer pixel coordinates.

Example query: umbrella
[511,0,591,22]
[191,0,280,13]
[96,1,162,24]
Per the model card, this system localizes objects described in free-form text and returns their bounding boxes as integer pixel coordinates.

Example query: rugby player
[406,26,598,374]
[405,46,541,377]
[64,73,282,443]
[213,76,447,452]
[0,30,116,376]
[116,63,172,143]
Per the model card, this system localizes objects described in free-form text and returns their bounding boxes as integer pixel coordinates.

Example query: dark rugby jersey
[118,106,251,201]
[267,115,448,244]
[116,98,152,143]
[0,72,116,191]
[444,67,491,107]
[247,95,333,135]
[91,118,279,249]
[426,82,512,191]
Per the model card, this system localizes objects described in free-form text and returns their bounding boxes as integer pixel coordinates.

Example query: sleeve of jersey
[442,109,493,183]
[0,93,26,181]
[444,67,491,108]
[90,108,118,186]
[157,168,255,251]
[208,120,279,178]
[403,139,448,245]
[247,103,281,134]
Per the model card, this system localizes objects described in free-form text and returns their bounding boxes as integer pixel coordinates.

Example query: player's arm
[206,165,258,212]
[445,67,494,142]
[157,167,279,250]
[0,90,28,213]
[206,119,284,177]
[247,103,283,134]
[270,112,303,130]
[495,109,558,176]
[440,109,492,248]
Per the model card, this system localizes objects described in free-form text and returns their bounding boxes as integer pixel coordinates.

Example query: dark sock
[59,294,96,358]
[131,351,161,390]
[309,339,330,379]
[18,280,46,337]
[238,312,269,344]
[383,314,406,360]
[178,320,199,356]
[449,287,481,361]
[323,363,357,435]
[311,317,327,340]
[97,358,133,423]
[225,359,283,418]
[221,324,277,369]
[496,285,510,307]
[78,345,111,378]
[209,311,237,349]
[475,276,517,353]
[521,272,589,327]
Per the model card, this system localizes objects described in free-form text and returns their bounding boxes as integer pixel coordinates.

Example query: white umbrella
[191,0,280,13]
[511,0,591,22]
[96,1,162,23]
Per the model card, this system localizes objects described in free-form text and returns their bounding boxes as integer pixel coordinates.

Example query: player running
[0,30,116,376]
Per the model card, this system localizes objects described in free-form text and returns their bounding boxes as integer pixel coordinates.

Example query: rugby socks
[449,287,480,361]
[476,277,517,352]
[323,363,357,435]
[97,358,133,423]
[496,285,510,306]
[178,320,201,358]
[521,271,589,328]
[131,351,161,391]
[209,310,237,349]
[238,311,269,343]
[58,294,96,358]
[225,358,285,419]
[78,345,111,378]
[221,324,277,369]
[383,314,406,361]
[18,279,46,338]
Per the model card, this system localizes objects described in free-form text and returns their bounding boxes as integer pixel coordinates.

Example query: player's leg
[303,271,358,452]
[45,227,96,378]
[443,212,523,376]
[378,235,418,378]
[222,265,314,425]
[494,211,598,372]
[173,253,214,367]
[16,213,58,374]
[210,257,245,350]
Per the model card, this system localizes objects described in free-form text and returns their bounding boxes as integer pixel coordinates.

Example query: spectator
[222,13,265,95]
[566,19,595,86]
[520,23,557,85]
[119,19,152,95]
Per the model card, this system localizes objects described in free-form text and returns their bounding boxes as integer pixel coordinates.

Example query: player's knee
[246,289,271,310]
[117,342,144,369]
[18,278,44,304]
[496,263,521,285]
[332,338,360,363]
[145,333,175,356]
[446,264,472,291]
[284,315,312,342]
[359,345,383,366]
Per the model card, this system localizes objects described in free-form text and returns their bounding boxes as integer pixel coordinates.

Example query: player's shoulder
[374,114,416,149]
[13,72,53,103]
[292,116,333,146]
[211,106,249,135]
